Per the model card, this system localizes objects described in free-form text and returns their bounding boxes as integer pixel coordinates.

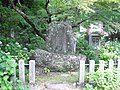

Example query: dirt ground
[29,72,83,90]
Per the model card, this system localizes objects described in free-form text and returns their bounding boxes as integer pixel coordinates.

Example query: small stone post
[19,60,25,83]
[29,60,35,84]
[109,60,114,70]
[117,58,120,74]
[78,56,86,84]
[89,60,95,82]
[99,60,104,73]
[10,60,16,89]
[89,60,95,73]
[11,60,16,82]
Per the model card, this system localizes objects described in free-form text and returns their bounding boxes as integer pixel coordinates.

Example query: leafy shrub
[0,39,31,63]
[98,40,120,61]
[83,68,120,90]
[0,39,33,83]
[25,35,46,50]
[0,42,29,90]
[76,34,98,61]
[0,49,15,90]
[0,0,46,50]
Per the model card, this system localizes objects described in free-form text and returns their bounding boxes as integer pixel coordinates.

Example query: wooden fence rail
[11,60,35,84]
[79,57,120,84]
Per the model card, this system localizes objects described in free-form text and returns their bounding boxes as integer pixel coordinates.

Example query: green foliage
[43,67,50,74]
[98,0,120,3]
[93,1,120,33]
[83,68,120,90]
[49,0,97,13]
[0,39,31,62]
[1,0,120,49]
[25,35,46,50]
[0,47,28,90]
[0,1,46,50]
[0,3,23,36]
[76,34,98,61]
[13,79,29,90]
[0,49,14,90]
[98,40,120,61]
[77,34,120,61]
[0,40,29,90]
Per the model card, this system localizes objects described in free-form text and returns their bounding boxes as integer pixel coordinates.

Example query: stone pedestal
[34,49,85,72]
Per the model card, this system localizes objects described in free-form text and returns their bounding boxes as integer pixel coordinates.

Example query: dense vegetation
[84,69,120,90]
[0,0,120,89]
[0,41,29,90]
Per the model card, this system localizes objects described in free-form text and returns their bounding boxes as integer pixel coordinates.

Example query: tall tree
[1,0,120,40]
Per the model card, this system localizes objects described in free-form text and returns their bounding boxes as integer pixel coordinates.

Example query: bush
[98,40,120,61]
[83,68,120,90]
[76,34,98,61]
[0,39,31,63]
[0,42,29,90]
[25,35,46,50]
[0,49,15,90]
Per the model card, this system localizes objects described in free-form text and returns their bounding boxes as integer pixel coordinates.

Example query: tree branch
[10,0,45,40]
[17,0,22,7]
[72,15,95,28]
[45,0,51,23]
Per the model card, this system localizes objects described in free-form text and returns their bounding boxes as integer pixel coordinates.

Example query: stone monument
[34,21,86,74]
[46,21,76,54]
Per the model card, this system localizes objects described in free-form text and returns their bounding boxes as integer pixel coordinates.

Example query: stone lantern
[89,34,101,49]
[80,21,108,49]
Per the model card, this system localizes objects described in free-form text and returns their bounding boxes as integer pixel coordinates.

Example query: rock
[29,83,46,90]
[45,83,73,90]
[46,21,76,54]
[34,49,86,72]
[35,67,43,76]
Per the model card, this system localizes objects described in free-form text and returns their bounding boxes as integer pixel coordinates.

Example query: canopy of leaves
[0,0,120,49]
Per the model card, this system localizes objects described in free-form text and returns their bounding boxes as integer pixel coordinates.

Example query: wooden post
[99,60,104,72]
[89,60,95,73]
[19,60,25,83]
[29,60,35,84]
[109,60,114,70]
[117,58,120,74]
[79,56,86,84]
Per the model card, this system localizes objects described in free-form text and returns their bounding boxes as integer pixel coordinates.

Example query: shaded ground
[29,72,83,90]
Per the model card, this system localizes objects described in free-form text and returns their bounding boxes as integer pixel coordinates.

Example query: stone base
[34,49,85,72]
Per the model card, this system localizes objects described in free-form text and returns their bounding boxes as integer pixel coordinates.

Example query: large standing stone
[46,21,76,54]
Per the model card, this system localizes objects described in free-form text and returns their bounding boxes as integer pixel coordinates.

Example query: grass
[36,72,79,84]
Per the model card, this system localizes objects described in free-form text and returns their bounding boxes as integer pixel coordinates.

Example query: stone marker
[46,21,76,54]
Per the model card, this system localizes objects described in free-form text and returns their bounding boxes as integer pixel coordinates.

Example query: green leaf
[3,75,9,81]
